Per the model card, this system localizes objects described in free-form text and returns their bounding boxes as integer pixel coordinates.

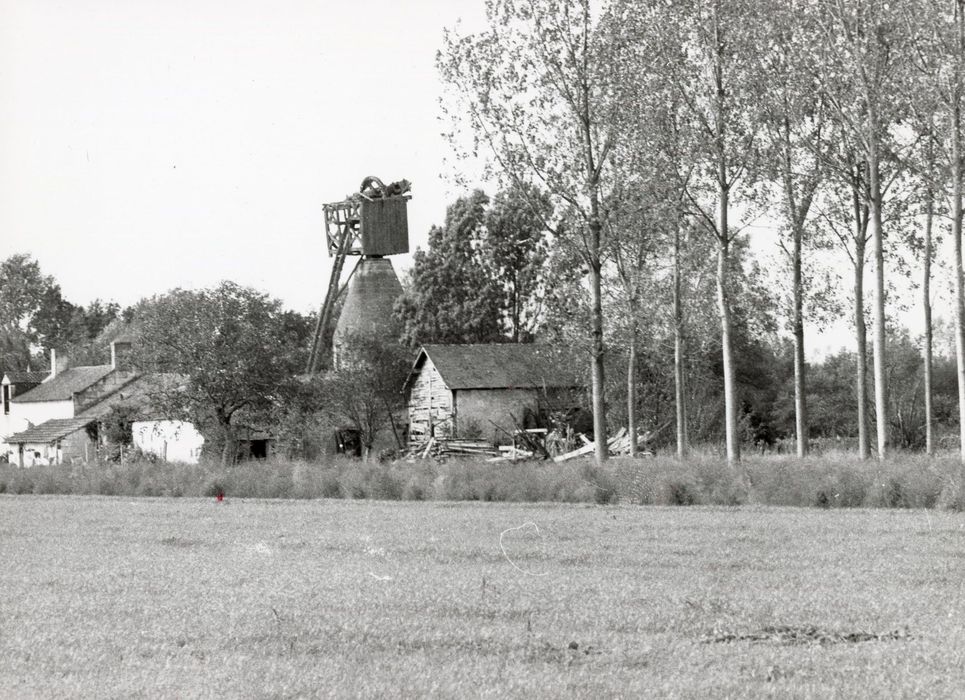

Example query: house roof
[408,344,582,392]
[77,373,181,420]
[2,370,49,385]
[12,365,114,403]
[6,417,95,445]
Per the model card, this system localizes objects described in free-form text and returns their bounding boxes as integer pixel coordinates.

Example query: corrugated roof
[2,370,49,384]
[6,417,95,444]
[414,344,581,391]
[12,365,114,403]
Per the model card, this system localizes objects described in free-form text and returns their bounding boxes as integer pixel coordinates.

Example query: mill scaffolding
[306,176,410,373]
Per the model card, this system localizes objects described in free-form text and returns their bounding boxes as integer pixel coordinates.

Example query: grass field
[1,496,964,698]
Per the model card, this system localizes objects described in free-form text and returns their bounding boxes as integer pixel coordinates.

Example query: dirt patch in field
[159,536,202,548]
[701,625,912,646]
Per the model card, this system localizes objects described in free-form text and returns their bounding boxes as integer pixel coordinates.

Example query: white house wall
[1,400,73,459]
[133,420,204,464]
[11,400,74,428]
[0,413,29,444]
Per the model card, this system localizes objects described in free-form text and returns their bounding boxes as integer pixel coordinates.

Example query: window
[2,384,9,415]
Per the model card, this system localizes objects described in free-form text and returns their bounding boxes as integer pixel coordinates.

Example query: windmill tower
[306,176,410,373]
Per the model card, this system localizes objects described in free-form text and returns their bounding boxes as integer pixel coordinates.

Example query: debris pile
[412,438,501,460]
[408,424,663,462]
[551,425,662,462]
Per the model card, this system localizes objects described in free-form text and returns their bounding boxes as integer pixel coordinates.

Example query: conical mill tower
[307,176,410,373]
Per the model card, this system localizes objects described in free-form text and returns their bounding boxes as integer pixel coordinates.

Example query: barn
[403,344,581,447]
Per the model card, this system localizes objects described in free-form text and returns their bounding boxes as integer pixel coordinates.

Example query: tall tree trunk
[792,220,808,457]
[868,142,889,459]
[717,227,740,462]
[512,271,521,343]
[711,6,739,465]
[589,248,607,463]
[923,177,934,457]
[954,100,965,467]
[673,224,689,459]
[853,179,870,460]
[953,1,965,475]
[627,321,638,458]
[220,422,235,468]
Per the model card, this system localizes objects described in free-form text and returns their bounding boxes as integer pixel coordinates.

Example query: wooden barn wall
[454,388,539,445]
[407,357,453,445]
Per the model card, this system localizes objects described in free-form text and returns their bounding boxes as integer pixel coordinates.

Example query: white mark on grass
[500,522,549,577]
[368,572,394,582]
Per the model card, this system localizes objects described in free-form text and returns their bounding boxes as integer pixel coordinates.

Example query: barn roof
[6,417,95,444]
[408,344,582,392]
[12,366,114,403]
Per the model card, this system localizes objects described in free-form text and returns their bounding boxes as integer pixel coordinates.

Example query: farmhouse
[0,369,48,441]
[2,340,203,465]
[404,343,582,447]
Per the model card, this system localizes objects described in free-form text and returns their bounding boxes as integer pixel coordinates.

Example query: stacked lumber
[410,438,502,459]
[485,446,535,463]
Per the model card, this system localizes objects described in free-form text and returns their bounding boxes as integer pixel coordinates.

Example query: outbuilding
[403,344,581,447]
[5,417,97,466]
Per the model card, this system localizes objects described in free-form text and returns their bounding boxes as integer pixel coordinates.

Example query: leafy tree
[0,254,57,370]
[314,329,412,460]
[483,184,552,343]
[0,254,51,333]
[395,191,505,347]
[905,0,965,470]
[807,0,918,458]
[757,1,831,457]
[439,0,617,462]
[132,282,305,466]
[0,253,125,371]
[639,0,771,465]
[600,3,698,456]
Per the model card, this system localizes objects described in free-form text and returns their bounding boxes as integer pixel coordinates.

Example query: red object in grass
[216,492,224,502]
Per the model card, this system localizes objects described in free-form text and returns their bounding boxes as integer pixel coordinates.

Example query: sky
[0,0,952,361]
[0,0,487,316]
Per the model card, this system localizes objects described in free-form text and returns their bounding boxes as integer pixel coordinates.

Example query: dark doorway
[249,439,268,459]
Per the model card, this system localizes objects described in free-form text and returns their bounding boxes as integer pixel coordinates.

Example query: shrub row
[0,453,963,509]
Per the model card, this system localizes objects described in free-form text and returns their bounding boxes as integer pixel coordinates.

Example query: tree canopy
[132,281,308,466]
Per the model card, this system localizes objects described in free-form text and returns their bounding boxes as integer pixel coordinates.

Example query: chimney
[48,349,69,380]
[111,340,133,372]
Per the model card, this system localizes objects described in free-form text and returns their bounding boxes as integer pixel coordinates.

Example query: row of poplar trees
[437,0,965,468]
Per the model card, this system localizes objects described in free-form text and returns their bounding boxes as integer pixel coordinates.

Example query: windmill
[306,176,410,373]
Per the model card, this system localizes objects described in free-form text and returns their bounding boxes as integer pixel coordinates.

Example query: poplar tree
[438,0,617,461]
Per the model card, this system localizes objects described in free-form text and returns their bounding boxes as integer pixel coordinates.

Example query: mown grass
[1,451,964,510]
[0,497,963,697]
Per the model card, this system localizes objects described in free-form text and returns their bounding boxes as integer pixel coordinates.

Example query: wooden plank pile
[411,437,502,460]
[552,426,658,462]
[409,424,662,462]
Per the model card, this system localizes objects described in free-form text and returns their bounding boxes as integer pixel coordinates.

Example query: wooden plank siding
[406,356,454,446]
[360,198,409,256]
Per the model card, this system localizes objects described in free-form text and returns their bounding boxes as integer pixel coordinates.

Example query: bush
[0,451,962,509]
